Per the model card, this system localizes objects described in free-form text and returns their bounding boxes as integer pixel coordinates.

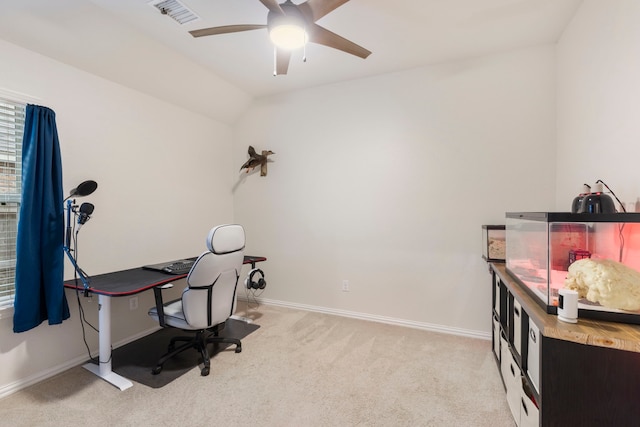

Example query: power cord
[71,214,112,365]
[243,284,264,310]
[596,179,625,213]
[596,179,626,262]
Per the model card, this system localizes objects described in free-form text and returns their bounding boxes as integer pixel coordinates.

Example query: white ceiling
[0,0,583,123]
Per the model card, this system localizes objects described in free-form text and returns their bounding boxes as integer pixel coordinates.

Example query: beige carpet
[0,303,514,426]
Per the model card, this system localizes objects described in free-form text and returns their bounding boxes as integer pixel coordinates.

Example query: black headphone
[245,268,266,290]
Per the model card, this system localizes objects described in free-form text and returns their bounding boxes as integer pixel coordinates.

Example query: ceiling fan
[189,0,372,75]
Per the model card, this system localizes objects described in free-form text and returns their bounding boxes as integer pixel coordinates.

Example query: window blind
[0,98,24,310]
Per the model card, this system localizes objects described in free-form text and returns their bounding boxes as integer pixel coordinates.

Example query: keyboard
[143,258,195,275]
[161,260,194,275]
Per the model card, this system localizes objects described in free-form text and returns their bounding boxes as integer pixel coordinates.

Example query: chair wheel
[152,365,163,375]
[235,345,242,353]
[201,367,210,376]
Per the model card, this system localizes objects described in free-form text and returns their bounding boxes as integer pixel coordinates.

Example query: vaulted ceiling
[0,0,583,123]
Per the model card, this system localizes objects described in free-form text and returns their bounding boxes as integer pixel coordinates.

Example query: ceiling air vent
[149,0,200,25]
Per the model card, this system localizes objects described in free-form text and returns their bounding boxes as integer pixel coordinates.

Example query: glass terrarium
[482,225,506,262]
[506,212,640,324]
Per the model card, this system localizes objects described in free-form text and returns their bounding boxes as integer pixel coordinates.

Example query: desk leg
[82,295,133,391]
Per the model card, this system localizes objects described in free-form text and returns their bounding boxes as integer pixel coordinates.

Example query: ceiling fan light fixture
[268,15,307,50]
[269,25,307,49]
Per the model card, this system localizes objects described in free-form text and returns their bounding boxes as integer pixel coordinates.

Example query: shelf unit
[491,263,640,427]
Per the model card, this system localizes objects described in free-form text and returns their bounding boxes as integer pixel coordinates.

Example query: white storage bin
[504,350,522,426]
[493,315,500,360]
[527,320,541,394]
[495,278,501,315]
[513,299,522,355]
[500,336,509,379]
[520,386,540,427]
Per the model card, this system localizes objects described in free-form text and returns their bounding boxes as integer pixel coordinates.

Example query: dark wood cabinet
[491,263,640,427]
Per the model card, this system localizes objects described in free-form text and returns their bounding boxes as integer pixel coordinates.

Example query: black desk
[63,255,266,390]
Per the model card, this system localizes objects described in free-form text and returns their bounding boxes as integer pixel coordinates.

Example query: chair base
[152,327,242,376]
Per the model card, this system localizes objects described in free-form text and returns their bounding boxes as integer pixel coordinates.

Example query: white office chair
[148,224,245,376]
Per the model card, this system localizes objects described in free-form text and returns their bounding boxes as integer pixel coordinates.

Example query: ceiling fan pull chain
[273,47,277,76]
[303,27,307,62]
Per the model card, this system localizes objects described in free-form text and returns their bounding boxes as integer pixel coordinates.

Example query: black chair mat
[105,319,259,388]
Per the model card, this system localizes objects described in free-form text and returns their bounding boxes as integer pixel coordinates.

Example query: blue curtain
[13,104,69,333]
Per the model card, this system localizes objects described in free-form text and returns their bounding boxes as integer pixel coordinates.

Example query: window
[0,98,24,311]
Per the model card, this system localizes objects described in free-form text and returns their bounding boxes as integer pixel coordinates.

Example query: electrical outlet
[342,280,350,292]
[129,296,138,311]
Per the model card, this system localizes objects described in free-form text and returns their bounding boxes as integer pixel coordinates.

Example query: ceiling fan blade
[307,24,371,59]
[275,48,291,75]
[259,0,285,15]
[189,24,267,38]
[298,0,351,22]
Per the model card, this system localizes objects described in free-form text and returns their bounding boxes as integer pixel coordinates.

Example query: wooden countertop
[492,263,640,353]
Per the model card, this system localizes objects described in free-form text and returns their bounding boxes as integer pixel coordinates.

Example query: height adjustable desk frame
[63,255,266,391]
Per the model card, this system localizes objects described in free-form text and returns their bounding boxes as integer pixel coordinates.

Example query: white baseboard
[0,325,160,400]
[0,353,89,400]
[237,295,491,341]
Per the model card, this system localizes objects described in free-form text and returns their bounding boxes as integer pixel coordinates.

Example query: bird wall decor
[240,145,275,176]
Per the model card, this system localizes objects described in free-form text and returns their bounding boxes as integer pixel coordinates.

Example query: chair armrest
[152,283,174,328]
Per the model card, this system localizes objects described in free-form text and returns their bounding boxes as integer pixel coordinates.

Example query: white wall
[0,21,578,396]
[556,0,640,209]
[233,45,558,335]
[0,39,237,396]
